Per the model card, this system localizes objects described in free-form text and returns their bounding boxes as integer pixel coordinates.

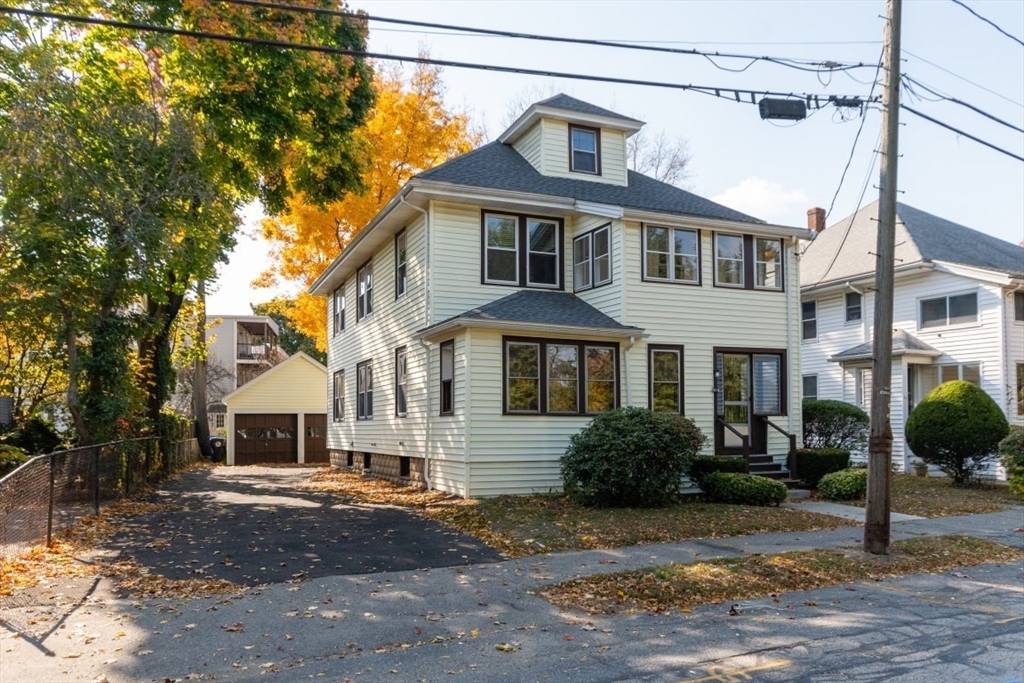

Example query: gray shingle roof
[536,94,640,122]
[830,329,941,362]
[802,200,1024,287]
[416,141,761,224]
[421,290,642,334]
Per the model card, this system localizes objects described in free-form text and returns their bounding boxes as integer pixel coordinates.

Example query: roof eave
[829,348,942,363]
[417,317,647,342]
[801,262,934,296]
[620,208,804,238]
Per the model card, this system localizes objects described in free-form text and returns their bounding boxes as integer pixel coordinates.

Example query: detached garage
[223,352,328,466]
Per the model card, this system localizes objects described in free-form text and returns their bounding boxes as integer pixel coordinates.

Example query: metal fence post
[46,454,55,547]
[94,445,101,514]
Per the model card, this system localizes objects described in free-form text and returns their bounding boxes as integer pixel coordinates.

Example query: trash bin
[209,436,227,463]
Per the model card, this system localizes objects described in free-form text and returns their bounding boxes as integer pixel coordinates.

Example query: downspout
[787,238,795,439]
[400,193,432,491]
[623,336,637,406]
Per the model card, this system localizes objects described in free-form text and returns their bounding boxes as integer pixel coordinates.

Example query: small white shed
[222,352,328,466]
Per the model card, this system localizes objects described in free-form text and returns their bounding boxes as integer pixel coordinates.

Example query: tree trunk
[194,279,211,459]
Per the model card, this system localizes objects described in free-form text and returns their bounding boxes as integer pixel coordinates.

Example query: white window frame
[573,224,612,292]
[714,233,745,288]
[643,225,699,285]
[919,291,978,329]
[357,262,373,321]
[845,291,862,323]
[802,374,818,400]
[802,300,817,340]
[356,360,373,420]
[569,124,599,175]
[395,230,407,299]
[753,237,783,291]
[333,370,344,421]
[395,348,407,418]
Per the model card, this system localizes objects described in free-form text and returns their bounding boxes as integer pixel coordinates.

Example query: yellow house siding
[540,118,629,187]
[511,121,544,174]
[573,216,623,320]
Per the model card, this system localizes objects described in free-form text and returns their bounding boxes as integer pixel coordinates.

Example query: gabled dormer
[498,94,643,187]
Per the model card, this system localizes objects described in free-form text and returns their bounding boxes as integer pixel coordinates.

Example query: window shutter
[752,355,781,414]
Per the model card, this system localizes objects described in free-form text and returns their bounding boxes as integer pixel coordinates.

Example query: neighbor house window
[802,301,817,340]
[357,261,373,321]
[333,285,345,336]
[333,370,344,421]
[573,225,611,292]
[1014,291,1023,322]
[920,292,977,329]
[846,291,862,322]
[356,360,373,420]
[439,340,454,415]
[644,226,698,284]
[569,125,599,174]
[395,347,407,417]
[482,212,562,288]
[714,233,744,287]
[214,413,225,429]
[754,238,783,289]
[504,337,617,415]
[395,230,407,299]
[649,345,684,414]
[803,374,818,400]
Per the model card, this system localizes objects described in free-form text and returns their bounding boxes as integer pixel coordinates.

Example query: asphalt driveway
[107,465,502,586]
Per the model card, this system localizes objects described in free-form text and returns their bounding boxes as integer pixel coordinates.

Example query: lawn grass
[542,535,1023,615]
[302,469,855,558]
[888,474,1020,517]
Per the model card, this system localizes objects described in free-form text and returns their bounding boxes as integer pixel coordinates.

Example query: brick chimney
[807,207,826,233]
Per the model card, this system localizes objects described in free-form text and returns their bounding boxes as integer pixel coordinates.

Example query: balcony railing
[237,342,275,359]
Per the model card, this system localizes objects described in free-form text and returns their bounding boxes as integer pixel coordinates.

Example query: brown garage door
[304,413,328,463]
[234,414,298,465]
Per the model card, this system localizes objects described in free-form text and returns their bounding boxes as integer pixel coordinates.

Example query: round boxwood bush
[817,468,868,501]
[795,447,851,488]
[560,407,706,507]
[999,425,1024,498]
[700,472,788,507]
[688,456,747,487]
[0,444,30,478]
[905,380,1009,485]
[802,399,869,451]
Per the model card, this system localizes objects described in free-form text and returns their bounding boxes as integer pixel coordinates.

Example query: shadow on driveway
[107,466,502,586]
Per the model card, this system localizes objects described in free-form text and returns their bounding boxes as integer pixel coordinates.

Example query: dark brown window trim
[501,335,620,416]
[439,339,455,416]
[711,233,786,293]
[712,346,789,417]
[647,344,685,415]
[394,346,408,418]
[640,224,702,287]
[479,211,565,290]
[395,229,407,301]
[568,124,601,175]
[572,223,613,293]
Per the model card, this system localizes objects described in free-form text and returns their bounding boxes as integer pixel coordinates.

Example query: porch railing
[762,416,798,480]
[715,417,751,472]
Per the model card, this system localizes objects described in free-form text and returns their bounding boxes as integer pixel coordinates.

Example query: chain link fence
[0,436,200,557]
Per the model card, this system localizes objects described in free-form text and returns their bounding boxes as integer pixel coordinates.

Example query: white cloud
[712,177,810,227]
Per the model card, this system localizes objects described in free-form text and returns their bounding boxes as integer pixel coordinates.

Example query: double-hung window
[356,360,373,420]
[754,238,782,290]
[483,212,562,288]
[1015,292,1024,322]
[332,285,345,335]
[569,125,599,174]
[920,292,977,329]
[504,338,617,415]
[394,347,407,417]
[802,374,818,400]
[714,233,785,291]
[439,340,454,415]
[333,370,344,421]
[846,292,862,322]
[644,226,698,284]
[802,301,817,340]
[357,262,373,321]
[395,230,407,299]
[649,345,684,414]
[573,225,611,292]
[715,233,745,287]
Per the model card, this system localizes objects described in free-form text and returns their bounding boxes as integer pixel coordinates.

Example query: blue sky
[208,0,1024,315]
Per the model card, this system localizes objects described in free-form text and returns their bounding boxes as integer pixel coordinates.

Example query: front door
[715,351,780,455]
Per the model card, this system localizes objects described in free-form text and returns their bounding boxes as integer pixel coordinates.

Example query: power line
[0,5,873,108]
[902,104,1024,162]
[950,0,1024,48]
[904,50,1024,109]
[216,0,874,75]
[903,75,1024,134]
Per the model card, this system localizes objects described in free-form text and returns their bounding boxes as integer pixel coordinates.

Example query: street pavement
[1,471,1022,682]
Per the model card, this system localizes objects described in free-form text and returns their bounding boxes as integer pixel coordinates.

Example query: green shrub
[999,425,1024,498]
[0,444,30,478]
[0,415,63,454]
[817,468,868,501]
[905,381,1009,485]
[699,472,788,507]
[795,447,851,488]
[688,456,747,486]
[561,407,707,508]
[802,399,869,451]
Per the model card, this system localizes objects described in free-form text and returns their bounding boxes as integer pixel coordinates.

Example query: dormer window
[569,125,600,174]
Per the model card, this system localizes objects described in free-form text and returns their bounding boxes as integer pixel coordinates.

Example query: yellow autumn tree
[257,63,479,349]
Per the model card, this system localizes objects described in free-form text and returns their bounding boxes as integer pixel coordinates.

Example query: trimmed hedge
[700,472,788,507]
[802,399,869,451]
[999,425,1024,498]
[795,447,851,488]
[688,456,747,486]
[817,468,868,501]
[0,445,30,478]
[561,407,707,508]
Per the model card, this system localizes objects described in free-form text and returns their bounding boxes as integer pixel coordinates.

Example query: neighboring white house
[309,94,807,497]
[800,201,1024,475]
[204,315,285,434]
[223,352,328,466]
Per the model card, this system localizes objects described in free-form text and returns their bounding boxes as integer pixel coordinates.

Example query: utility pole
[865,0,902,555]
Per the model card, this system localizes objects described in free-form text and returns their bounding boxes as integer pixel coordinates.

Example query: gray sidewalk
[2,508,1022,683]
